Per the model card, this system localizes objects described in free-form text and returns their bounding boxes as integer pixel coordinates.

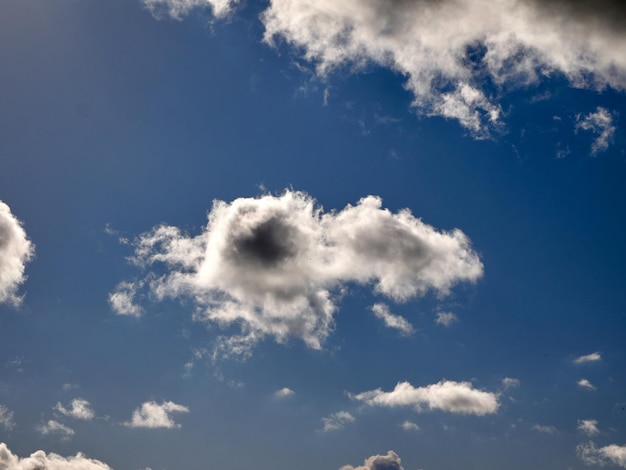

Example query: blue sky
[0,1,625,469]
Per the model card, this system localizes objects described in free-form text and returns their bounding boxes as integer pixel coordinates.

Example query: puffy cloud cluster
[125,401,189,429]
[350,380,499,416]
[578,441,626,468]
[322,411,355,432]
[576,107,616,155]
[0,201,34,306]
[55,398,95,421]
[578,419,600,436]
[144,0,626,135]
[370,303,414,335]
[340,450,404,470]
[0,443,111,470]
[111,190,482,353]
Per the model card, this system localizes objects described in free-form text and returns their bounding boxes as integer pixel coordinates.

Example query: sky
[0,0,625,469]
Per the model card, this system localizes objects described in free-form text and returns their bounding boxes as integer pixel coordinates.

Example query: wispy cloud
[578,379,597,391]
[578,441,626,468]
[578,419,600,436]
[0,443,112,470]
[36,420,75,440]
[350,380,499,415]
[400,420,419,432]
[371,303,414,335]
[576,107,616,155]
[321,411,354,432]
[274,387,295,399]
[55,398,95,421]
[501,377,520,389]
[0,404,14,431]
[125,401,189,429]
[574,352,602,364]
[532,424,557,434]
[435,311,458,327]
[143,0,237,20]
[340,450,404,470]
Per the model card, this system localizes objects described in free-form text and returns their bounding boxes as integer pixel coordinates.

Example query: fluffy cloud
[0,406,14,431]
[125,401,189,429]
[578,441,626,468]
[143,0,236,20]
[274,387,295,399]
[112,190,482,355]
[576,107,616,155]
[578,419,600,436]
[574,352,602,364]
[370,303,414,335]
[501,377,520,389]
[322,411,355,432]
[350,380,499,416]
[340,450,404,470]
[578,378,596,391]
[55,399,95,421]
[0,443,112,470]
[108,281,143,317]
[435,311,458,327]
[400,420,419,432]
[36,420,74,439]
[0,201,34,306]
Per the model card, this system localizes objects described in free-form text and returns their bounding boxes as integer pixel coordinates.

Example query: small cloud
[574,352,602,364]
[37,420,75,439]
[55,398,95,420]
[578,379,597,391]
[502,377,520,389]
[576,107,616,155]
[143,0,238,20]
[578,441,626,468]
[0,404,15,431]
[0,443,112,469]
[370,303,414,335]
[435,311,458,327]
[274,387,295,399]
[532,424,557,434]
[400,420,419,431]
[340,451,404,470]
[321,411,355,432]
[62,383,80,391]
[125,401,189,429]
[578,419,600,436]
[109,281,143,317]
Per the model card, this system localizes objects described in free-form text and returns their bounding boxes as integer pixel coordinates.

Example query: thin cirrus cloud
[144,0,626,137]
[54,398,95,421]
[321,411,355,432]
[111,190,482,355]
[576,107,616,155]
[0,442,112,470]
[0,405,14,431]
[0,200,34,306]
[578,378,597,391]
[370,303,414,335]
[125,401,189,429]
[578,419,600,436]
[578,441,626,468]
[340,450,404,470]
[350,380,499,416]
[435,311,458,327]
[36,420,75,440]
[574,352,602,364]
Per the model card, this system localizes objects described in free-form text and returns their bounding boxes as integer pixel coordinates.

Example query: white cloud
[0,201,34,306]
[501,377,520,389]
[143,0,237,20]
[435,311,458,327]
[0,406,14,431]
[532,424,557,434]
[108,281,143,317]
[576,107,616,155]
[578,378,597,391]
[274,387,295,399]
[125,401,189,429]
[340,450,404,470]
[574,352,602,364]
[36,420,75,440]
[350,380,499,416]
[578,441,626,468]
[55,399,95,421]
[400,420,419,432]
[0,442,112,470]
[322,411,355,432]
[578,419,600,436]
[371,303,414,335]
[112,190,482,356]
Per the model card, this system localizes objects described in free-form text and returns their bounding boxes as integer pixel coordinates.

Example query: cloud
[435,311,458,327]
[322,411,355,432]
[371,303,414,335]
[0,442,112,470]
[400,420,419,431]
[578,378,597,391]
[578,441,626,468]
[55,398,95,421]
[36,420,74,440]
[112,190,482,356]
[501,377,520,389]
[0,200,35,306]
[340,450,404,470]
[108,281,143,317]
[532,424,557,434]
[274,387,295,399]
[125,401,189,429]
[578,419,600,436]
[143,0,237,20]
[0,406,14,431]
[574,352,602,364]
[350,380,499,415]
[576,107,616,155]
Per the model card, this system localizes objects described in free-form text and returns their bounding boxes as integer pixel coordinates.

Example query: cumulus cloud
[125,401,189,429]
[0,201,34,306]
[578,378,597,391]
[0,443,112,470]
[112,190,482,355]
[350,380,499,416]
[0,406,14,431]
[574,352,602,364]
[578,441,626,468]
[108,281,143,317]
[340,450,404,470]
[36,420,74,440]
[143,0,237,20]
[370,303,414,335]
[576,107,616,155]
[322,411,355,432]
[578,419,600,436]
[435,311,458,327]
[55,399,95,421]
[274,387,295,399]
[400,420,419,431]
